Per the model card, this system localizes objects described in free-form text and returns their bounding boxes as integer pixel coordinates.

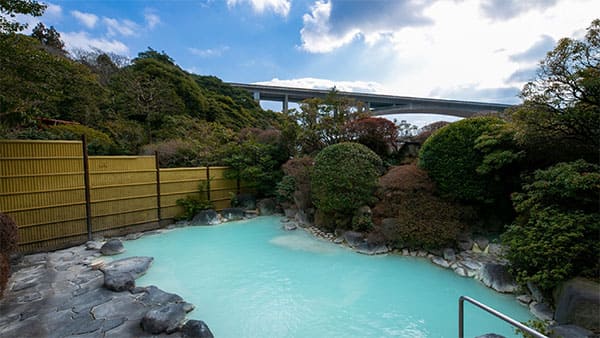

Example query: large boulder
[181,320,214,338]
[220,208,245,221]
[549,324,594,338]
[139,286,183,306]
[257,198,277,215]
[232,193,256,210]
[529,301,554,321]
[103,270,135,292]
[478,263,517,293]
[192,209,220,225]
[355,242,389,255]
[554,277,600,332]
[141,303,190,334]
[100,239,125,255]
[101,256,153,279]
[343,231,364,248]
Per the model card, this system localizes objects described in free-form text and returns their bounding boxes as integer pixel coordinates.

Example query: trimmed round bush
[418,117,507,203]
[311,142,382,217]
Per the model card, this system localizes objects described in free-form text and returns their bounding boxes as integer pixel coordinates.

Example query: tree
[344,117,399,159]
[294,88,368,154]
[31,22,64,54]
[502,160,600,291]
[510,19,600,166]
[0,34,106,128]
[0,0,46,34]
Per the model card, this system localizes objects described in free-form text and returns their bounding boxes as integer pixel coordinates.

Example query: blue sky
[13,0,600,112]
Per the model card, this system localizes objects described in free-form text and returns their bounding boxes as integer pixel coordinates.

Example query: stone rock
[192,209,220,225]
[453,267,468,277]
[181,320,214,338]
[487,243,504,256]
[295,208,313,226]
[443,248,456,261]
[100,239,125,256]
[124,232,143,240]
[139,286,183,306]
[516,294,532,305]
[101,256,153,279]
[473,236,490,251]
[529,301,554,322]
[431,256,450,268]
[333,237,343,244]
[475,334,505,338]
[103,270,135,292]
[554,277,600,332]
[141,303,189,334]
[479,263,517,293]
[401,248,410,256]
[232,193,256,210]
[417,250,428,257]
[283,222,297,231]
[85,241,103,250]
[257,198,277,215]
[457,234,474,251]
[220,208,245,221]
[527,281,544,303]
[549,324,594,338]
[343,231,364,248]
[355,242,389,255]
[284,208,297,218]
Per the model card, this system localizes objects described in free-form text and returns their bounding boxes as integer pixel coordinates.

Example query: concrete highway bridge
[229,82,512,118]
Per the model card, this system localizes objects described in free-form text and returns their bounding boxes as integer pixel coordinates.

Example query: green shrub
[46,124,115,155]
[502,160,600,291]
[311,142,382,221]
[278,156,314,210]
[418,117,521,206]
[373,165,466,250]
[176,195,213,221]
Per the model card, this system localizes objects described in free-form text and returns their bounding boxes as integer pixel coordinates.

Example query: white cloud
[45,3,63,18]
[61,31,129,55]
[300,1,359,53]
[144,10,160,29]
[71,10,98,28]
[189,46,230,57]
[227,0,291,17]
[103,17,139,37]
[297,0,599,103]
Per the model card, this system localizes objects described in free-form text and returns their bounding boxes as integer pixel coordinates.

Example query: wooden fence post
[206,166,211,202]
[155,151,161,224]
[82,135,92,241]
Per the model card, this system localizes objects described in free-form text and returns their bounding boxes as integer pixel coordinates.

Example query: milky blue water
[119,216,532,337]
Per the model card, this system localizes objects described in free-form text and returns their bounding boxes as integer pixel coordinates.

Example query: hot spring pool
[118,216,532,337]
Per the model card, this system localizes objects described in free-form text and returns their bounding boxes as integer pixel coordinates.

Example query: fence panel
[88,156,159,233]
[0,140,87,252]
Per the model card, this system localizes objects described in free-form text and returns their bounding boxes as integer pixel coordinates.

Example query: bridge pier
[283,94,289,114]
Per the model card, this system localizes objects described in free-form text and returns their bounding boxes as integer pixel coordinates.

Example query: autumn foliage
[372,165,466,250]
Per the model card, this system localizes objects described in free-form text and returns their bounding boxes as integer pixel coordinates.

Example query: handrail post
[459,296,465,338]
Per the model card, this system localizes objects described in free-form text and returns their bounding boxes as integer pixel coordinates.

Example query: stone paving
[0,242,200,338]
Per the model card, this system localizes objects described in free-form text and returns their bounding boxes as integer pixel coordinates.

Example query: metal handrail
[459,295,548,338]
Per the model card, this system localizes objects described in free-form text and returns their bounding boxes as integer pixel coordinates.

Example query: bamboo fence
[0,139,248,253]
